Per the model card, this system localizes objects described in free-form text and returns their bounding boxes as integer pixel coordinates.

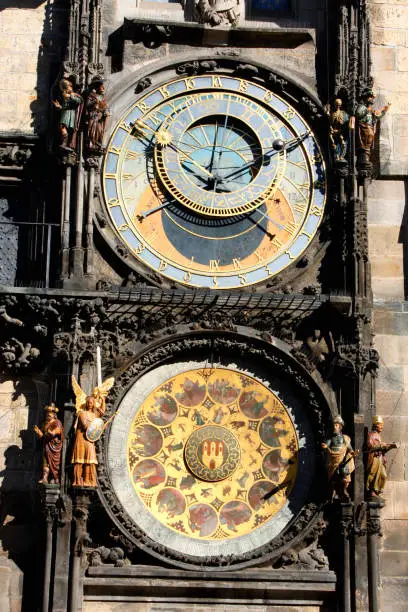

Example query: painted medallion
[126,368,298,541]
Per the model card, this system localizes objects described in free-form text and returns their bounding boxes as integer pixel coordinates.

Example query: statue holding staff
[34,403,64,485]
[322,415,358,502]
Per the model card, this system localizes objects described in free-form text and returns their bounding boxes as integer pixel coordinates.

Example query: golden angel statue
[71,375,115,487]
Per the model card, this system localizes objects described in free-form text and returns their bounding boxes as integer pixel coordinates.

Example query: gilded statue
[84,78,110,153]
[322,415,358,502]
[34,403,64,485]
[195,0,240,26]
[355,88,391,162]
[52,78,83,151]
[365,415,397,502]
[71,375,115,488]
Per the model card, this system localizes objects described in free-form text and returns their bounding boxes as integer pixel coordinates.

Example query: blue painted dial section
[102,75,326,289]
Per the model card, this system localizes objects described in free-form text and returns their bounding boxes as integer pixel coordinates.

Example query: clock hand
[252,208,285,231]
[133,119,216,180]
[208,121,218,174]
[220,131,311,184]
[138,200,172,219]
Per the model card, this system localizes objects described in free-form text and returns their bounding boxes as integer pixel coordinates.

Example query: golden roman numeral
[159,86,170,99]
[209,260,220,272]
[284,222,297,236]
[212,76,223,88]
[232,258,242,270]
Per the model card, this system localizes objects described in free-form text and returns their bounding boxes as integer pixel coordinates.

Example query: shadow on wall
[0,376,44,611]
[398,180,408,301]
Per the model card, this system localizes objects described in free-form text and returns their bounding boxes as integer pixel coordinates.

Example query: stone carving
[0,142,33,167]
[34,403,64,484]
[355,88,390,164]
[84,78,110,153]
[365,415,397,503]
[71,375,115,487]
[176,60,218,76]
[279,540,329,571]
[325,98,351,162]
[52,78,83,151]
[88,546,129,567]
[195,0,240,27]
[322,415,358,502]
[134,77,152,94]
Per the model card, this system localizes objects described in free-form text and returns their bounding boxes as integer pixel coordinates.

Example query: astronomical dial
[103,74,326,289]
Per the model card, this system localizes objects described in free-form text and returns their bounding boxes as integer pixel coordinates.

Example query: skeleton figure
[196,0,240,26]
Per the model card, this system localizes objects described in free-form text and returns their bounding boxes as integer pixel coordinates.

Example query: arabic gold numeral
[212,76,222,88]
[209,259,220,272]
[185,78,196,90]
[160,86,170,99]
[284,222,297,235]
[294,202,307,214]
[136,243,145,255]
[122,173,134,180]
[283,109,296,120]
[159,260,168,271]
[232,258,242,270]
[265,264,273,277]
[183,271,192,283]
[286,250,295,260]
[137,101,149,113]
[272,236,283,249]
[110,146,121,154]
[239,80,248,93]
[254,249,263,262]
[107,198,119,207]
[118,224,129,232]
[212,276,219,287]
[312,153,322,163]
[311,205,323,217]
[104,173,116,179]
[263,91,273,103]
[238,274,247,286]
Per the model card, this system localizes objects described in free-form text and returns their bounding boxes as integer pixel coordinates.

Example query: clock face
[103,75,326,289]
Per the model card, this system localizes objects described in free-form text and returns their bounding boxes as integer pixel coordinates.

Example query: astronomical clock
[101,73,326,289]
[94,63,331,572]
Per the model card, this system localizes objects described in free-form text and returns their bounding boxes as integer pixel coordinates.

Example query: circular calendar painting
[126,368,298,541]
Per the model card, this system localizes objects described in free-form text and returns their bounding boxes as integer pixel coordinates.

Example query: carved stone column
[41,484,60,612]
[366,501,383,612]
[340,502,354,612]
[70,488,94,612]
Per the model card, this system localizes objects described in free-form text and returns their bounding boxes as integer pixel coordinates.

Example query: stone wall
[0,0,65,135]
[0,376,47,612]
[369,0,408,175]
[368,3,408,611]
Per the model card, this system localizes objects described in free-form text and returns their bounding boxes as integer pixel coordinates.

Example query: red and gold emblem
[185,425,241,482]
